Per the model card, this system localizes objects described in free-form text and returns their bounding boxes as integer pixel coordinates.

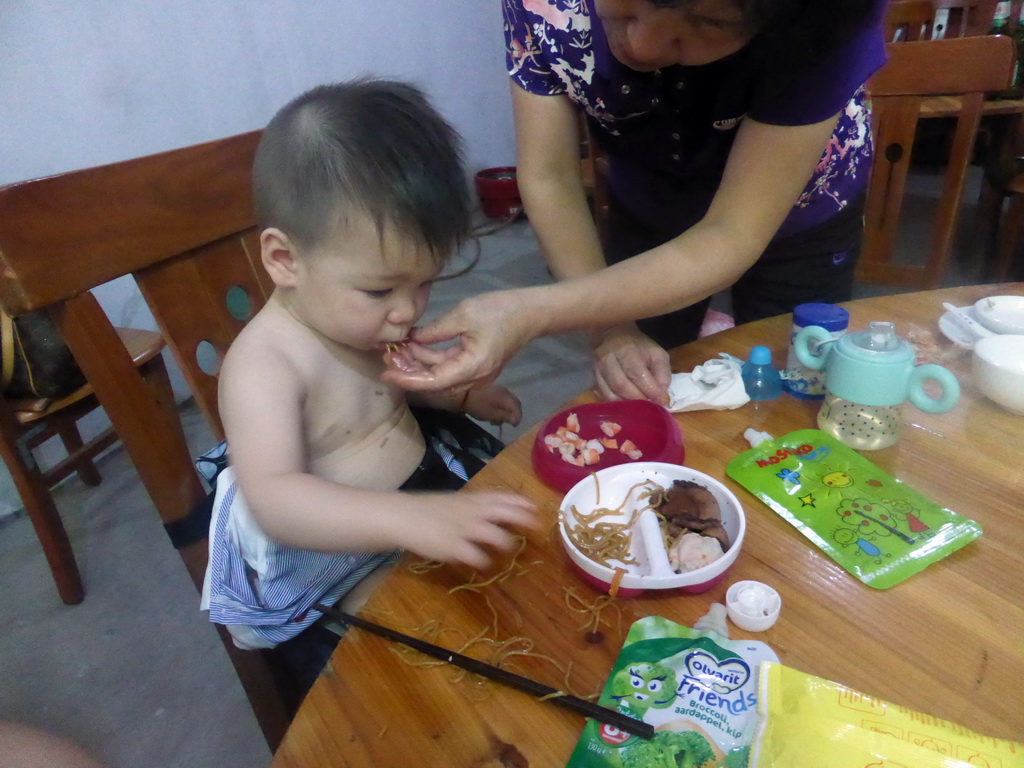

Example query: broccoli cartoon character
[621,730,716,768]
[610,662,678,717]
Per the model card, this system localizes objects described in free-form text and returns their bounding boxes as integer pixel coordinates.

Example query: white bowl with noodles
[558,462,745,598]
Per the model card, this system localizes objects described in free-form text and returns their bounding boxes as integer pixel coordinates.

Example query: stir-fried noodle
[561,477,664,568]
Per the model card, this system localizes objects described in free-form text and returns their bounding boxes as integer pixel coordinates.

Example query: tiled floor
[0,166,1001,767]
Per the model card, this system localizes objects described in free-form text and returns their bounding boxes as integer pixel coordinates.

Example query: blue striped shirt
[200,467,400,648]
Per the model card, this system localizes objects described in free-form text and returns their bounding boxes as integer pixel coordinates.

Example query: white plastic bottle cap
[725,580,781,632]
[743,428,773,448]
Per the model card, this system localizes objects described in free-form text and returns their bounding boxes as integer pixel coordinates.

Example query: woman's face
[594,0,755,70]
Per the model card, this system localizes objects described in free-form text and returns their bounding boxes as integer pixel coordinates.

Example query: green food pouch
[725,429,982,589]
[567,609,777,768]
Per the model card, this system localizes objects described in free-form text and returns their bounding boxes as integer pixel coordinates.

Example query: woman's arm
[530,113,842,331]
[515,84,674,403]
[389,113,839,391]
[511,84,606,280]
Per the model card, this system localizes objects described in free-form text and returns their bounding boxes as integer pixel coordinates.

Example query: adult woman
[387,0,885,402]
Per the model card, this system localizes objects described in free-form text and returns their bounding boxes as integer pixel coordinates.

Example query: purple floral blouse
[504,0,887,238]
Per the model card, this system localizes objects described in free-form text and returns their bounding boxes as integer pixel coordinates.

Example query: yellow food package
[751,662,1023,768]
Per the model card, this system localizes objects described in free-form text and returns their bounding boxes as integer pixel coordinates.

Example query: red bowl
[567,561,730,598]
[531,400,684,492]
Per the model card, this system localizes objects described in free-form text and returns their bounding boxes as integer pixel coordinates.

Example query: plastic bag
[726,429,982,589]
[566,611,777,768]
[751,661,1024,767]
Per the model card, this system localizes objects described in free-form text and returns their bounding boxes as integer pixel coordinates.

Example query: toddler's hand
[406,491,537,569]
[464,384,522,426]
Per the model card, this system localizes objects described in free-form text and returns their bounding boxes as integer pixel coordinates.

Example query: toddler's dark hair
[252,79,470,265]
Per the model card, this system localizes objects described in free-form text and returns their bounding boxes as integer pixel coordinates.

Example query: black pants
[604,194,866,349]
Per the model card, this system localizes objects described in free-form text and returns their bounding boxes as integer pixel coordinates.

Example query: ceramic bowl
[972,335,1024,414]
[558,462,745,598]
[532,400,684,493]
[973,295,1024,336]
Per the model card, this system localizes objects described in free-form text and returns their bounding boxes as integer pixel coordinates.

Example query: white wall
[0,0,517,516]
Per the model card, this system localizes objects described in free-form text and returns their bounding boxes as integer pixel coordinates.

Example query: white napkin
[667,354,750,412]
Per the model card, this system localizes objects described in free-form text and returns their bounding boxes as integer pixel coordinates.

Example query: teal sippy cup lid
[839,321,914,364]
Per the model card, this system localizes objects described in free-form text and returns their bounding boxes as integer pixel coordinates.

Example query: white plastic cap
[743,428,773,448]
[726,580,781,632]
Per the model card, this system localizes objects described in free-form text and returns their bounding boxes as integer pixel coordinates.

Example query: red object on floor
[475,166,522,219]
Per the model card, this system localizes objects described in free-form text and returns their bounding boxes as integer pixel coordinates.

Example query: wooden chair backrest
[885,0,937,40]
[858,35,1016,288]
[933,0,983,37]
[0,132,295,746]
[0,131,271,442]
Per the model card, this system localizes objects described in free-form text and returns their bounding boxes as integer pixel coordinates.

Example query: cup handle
[794,325,836,370]
[908,364,960,414]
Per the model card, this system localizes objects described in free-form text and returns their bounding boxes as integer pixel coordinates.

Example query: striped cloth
[198,407,504,649]
[200,467,401,649]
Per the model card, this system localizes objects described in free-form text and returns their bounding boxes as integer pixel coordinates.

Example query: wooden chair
[932,0,983,38]
[975,157,1024,280]
[0,131,290,748]
[857,35,1016,288]
[885,0,936,41]
[0,327,165,605]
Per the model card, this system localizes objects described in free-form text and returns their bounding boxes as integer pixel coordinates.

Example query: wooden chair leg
[994,193,1024,281]
[0,432,83,605]
[971,177,1004,282]
[217,627,295,751]
[55,423,102,487]
[53,296,207,577]
[140,353,179,421]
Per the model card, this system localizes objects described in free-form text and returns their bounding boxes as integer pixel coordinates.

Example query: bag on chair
[1,308,86,400]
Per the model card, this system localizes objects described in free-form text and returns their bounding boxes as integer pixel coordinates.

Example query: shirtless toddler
[200,80,536,677]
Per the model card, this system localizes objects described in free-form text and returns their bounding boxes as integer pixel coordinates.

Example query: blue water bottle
[742,346,783,400]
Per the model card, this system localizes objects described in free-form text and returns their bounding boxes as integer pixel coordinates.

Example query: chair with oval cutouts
[0,130,293,749]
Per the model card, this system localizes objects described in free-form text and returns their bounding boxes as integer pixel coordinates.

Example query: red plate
[531,400,685,492]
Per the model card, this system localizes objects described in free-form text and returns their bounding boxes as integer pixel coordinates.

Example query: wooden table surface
[272,284,1024,767]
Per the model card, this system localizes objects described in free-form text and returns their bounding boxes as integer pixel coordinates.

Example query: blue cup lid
[748,345,772,365]
[793,302,849,332]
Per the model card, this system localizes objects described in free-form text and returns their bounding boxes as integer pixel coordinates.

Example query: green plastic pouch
[726,429,982,589]
[566,611,778,768]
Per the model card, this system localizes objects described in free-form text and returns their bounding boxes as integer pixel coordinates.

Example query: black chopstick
[313,603,654,740]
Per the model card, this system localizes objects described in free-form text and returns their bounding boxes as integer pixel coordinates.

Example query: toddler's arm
[411,384,523,427]
[220,342,535,568]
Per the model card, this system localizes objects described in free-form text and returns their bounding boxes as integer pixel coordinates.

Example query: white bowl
[972,335,1024,414]
[558,462,745,597]
[973,296,1024,336]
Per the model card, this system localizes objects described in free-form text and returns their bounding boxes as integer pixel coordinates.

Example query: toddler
[200,80,536,687]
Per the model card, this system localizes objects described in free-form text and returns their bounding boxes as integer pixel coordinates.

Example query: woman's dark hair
[651,0,877,70]
[252,79,471,265]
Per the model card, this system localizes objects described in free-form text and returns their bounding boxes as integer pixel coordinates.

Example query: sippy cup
[794,321,960,450]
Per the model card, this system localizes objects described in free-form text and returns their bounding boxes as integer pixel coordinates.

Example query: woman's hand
[591,324,672,406]
[381,289,542,392]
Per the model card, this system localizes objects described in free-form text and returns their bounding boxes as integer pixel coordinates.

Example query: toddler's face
[291,218,441,351]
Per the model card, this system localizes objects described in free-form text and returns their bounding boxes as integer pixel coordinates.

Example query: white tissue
[667,354,750,412]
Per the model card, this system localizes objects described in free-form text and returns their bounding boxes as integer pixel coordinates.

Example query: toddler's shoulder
[218,308,316,406]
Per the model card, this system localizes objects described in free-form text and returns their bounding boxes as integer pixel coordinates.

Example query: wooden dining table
[271,283,1024,767]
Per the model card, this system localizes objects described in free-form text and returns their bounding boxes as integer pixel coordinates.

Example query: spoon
[942,303,995,340]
